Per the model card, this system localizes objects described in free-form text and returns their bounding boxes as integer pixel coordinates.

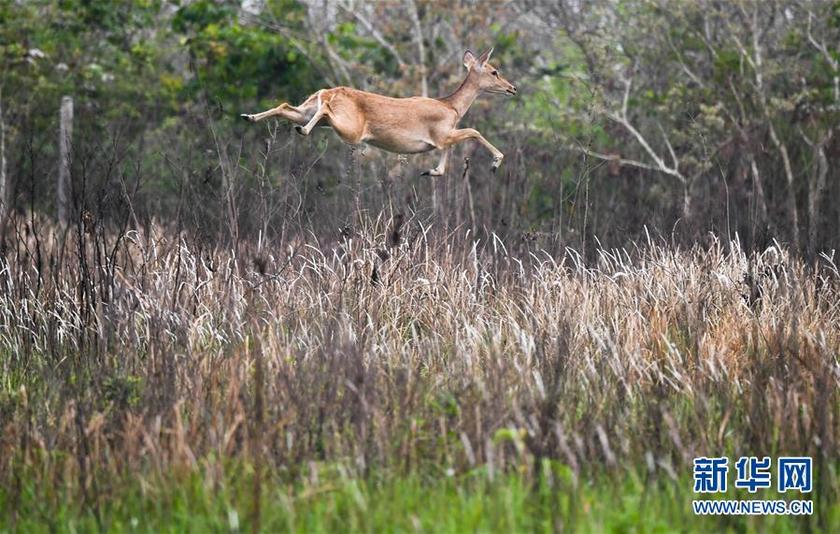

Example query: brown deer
[240,48,516,176]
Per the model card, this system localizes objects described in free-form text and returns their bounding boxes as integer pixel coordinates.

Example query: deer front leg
[240,103,307,124]
[443,128,504,171]
[421,149,449,177]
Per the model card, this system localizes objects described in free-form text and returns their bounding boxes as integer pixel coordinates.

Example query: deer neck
[441,70,481,118]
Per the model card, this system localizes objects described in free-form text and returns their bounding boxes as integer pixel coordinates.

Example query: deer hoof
[294,125,307,136]
[492,156,504,171]
[240,114,254,122]
[422,169,443,177]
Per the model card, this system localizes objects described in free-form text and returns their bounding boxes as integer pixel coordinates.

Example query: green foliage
[102,375,143,409]
[1,0,169,117]
[173,0,318,108]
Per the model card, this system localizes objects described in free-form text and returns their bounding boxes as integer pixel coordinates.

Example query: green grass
[2,462,833,533]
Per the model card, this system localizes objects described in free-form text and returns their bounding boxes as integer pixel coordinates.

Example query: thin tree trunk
[766,121,800,250]
[58,96,73,223]
[739,6,800,250]
[807,131,831,257]
[0,87,7,227]
[749,156,769,230]
[408,0,428,97]
[463,157,475,228]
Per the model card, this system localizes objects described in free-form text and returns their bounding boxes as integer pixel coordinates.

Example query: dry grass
[1,212,838,526]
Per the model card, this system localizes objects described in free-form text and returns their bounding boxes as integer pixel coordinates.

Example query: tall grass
[1,213,838,530]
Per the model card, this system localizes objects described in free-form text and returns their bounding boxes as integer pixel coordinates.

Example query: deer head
[463,48,517,96]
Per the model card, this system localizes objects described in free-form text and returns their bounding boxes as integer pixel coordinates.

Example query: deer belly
[362,129,436,154]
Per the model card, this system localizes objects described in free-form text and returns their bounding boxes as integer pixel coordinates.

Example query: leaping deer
[240,48,516,176]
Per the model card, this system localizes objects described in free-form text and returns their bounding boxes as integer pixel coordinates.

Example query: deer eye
[492,71,499,77]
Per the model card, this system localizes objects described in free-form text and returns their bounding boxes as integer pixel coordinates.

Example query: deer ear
[478,47,494,64]
[463,50,477,69]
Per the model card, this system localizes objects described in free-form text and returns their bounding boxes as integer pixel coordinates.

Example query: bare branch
[806,12,837,68]
[620,76,632,119]
[321,37,355,87]
[246,14,337,87]
[658,122,679,172]
[567,143,660,173]
[338,2,406,69]
[608,112,685,183]
[597,74,687,183]
[665,32,705,88]
[727,77,748,127]
[807,11,839,103]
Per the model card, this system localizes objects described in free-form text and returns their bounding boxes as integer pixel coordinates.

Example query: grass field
[1,214,838,531]
[3,466,832,532]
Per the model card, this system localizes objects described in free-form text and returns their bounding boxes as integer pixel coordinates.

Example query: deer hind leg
[296,92,365,144]
[240,103,308,124]
[294,90,335,136]
[443,128,504,171]
[294,103,330,136]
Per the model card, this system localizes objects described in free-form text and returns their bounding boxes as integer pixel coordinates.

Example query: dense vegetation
[2,215,839,531]
[1,0,839,531]
[2,0,840,254]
